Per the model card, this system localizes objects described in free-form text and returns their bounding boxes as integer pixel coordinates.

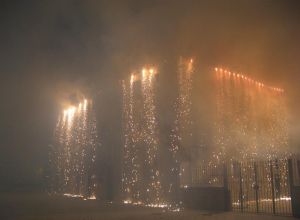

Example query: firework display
[196,67,291,215]
[169,58,194,194]
[50,99,98,199]
[121,59,195,207]
[213,67,289,162]
[122,68,164,205]
[49,59,293,216]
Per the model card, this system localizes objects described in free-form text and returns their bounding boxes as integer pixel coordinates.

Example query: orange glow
[128,67,157,84]
[214,67,284,93]
[130,74,135,84]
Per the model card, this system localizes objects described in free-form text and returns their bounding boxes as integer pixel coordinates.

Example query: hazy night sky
[0,0,300,188]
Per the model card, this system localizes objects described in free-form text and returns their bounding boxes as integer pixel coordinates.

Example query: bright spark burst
[213,67,288,161]
[169,57,194,194]
[50,99,99,199]
[122,67,163,205]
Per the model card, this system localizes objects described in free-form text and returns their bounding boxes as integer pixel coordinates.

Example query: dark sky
[0,0,300,188]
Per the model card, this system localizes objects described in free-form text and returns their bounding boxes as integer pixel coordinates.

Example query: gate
[187,158,300,216]
[289,157,300,217]
[227,159,292,216]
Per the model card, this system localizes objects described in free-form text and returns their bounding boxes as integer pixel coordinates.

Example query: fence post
[223,163,231,211]
[223,163,228,189]
[254,161,259,213]
[288,159,298,217]
[239,162,243,212]
[270,160,276,214]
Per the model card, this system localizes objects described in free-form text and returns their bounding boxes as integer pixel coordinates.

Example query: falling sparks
[214,68,284,93]
[122,67,163,205]
[208,67,291,210]
[213,67,289,162]
[50,99,99,199]
[185,66,290,202]
[122,77,141,202]
[48,60,293,216]
[141,68,162,204]
[169,58,194,196]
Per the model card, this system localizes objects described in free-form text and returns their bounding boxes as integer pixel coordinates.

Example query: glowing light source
[214,67,284,93]
[122,66,162,205]
[170,57,194,195]
[63,193,84,198]
[51,98,98,199]
[213,66,288,162]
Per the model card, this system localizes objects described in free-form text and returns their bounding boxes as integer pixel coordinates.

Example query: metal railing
[189,158,297,216]
[227,159,292,215]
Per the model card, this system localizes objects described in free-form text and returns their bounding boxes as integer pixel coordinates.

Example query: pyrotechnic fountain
[211,68,291,214]
[122,67,165,206]
[169,58,194,195]
[50,99,98,199]
[47,60,292,214]
[213,67,288,162]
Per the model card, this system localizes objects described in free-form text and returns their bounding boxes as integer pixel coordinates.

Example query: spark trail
[169,58,194,198]
[122,68,164,206]
[50,99,98,199]
[213,67,288,162]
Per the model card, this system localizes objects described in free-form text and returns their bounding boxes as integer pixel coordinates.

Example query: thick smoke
[0,0,300,192]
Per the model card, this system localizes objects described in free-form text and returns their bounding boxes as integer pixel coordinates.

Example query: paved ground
[0,192,297,220]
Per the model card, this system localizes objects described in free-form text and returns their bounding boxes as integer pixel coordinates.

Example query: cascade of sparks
[122,77,141,202]
[122,67,164,205]
[169,58,194,196]
[212,67,291,210]
[213,67,289,162]
[50,99,98,199]
[141,68,162,204]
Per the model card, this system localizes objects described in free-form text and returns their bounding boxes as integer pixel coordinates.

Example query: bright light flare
[122,65,162,205]
[83,99,88,110]
[63,193,84,198]
[214,67,284,93]
[128,67,157,84]
[86,195,97,200]
[64,106,76,120]
[130,74,136,84]
[52,97,98,198]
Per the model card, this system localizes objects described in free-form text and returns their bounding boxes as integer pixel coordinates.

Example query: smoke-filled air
[1,1,300,219]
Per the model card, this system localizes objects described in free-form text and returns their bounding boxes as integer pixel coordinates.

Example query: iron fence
[188,158,300,216]
[227,159,292,215]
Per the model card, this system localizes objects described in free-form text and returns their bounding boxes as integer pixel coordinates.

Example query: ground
[0,192,297,220]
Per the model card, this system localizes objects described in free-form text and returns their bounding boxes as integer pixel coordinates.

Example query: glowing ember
[63,193,84,198]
